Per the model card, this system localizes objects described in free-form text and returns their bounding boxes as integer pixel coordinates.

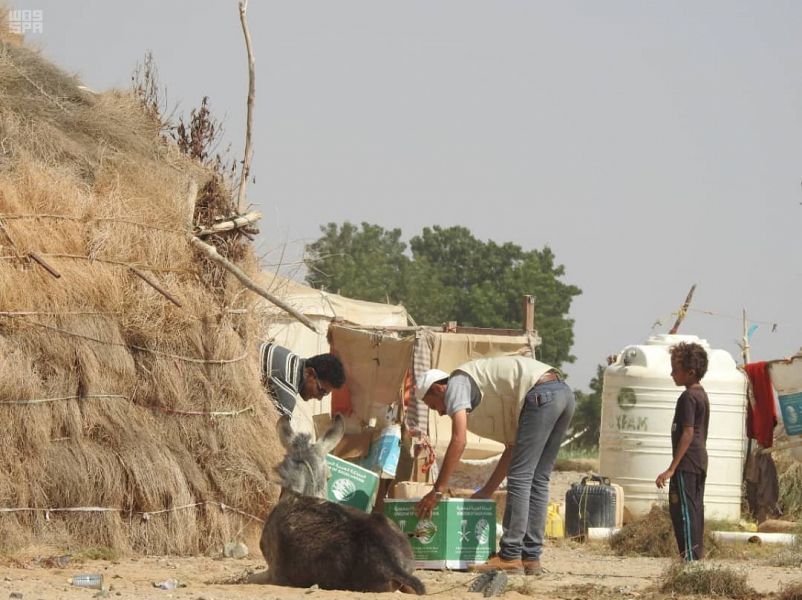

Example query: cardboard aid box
[390,481,433,499]
[325,454,379,512]
[446,488,507,530]
[384,498,496,570]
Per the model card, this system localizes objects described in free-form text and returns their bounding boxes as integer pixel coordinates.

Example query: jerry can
[545,502,564,538]
[564,474,618,540]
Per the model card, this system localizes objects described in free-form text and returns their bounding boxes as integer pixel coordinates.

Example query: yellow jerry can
[545,502,564,538]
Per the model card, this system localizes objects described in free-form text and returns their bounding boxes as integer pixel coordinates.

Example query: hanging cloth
[745,361,777,448]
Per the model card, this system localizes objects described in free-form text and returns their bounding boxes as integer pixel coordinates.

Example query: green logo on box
[325,454,379,512]
[330,478,357,502]
[384,498,496,569]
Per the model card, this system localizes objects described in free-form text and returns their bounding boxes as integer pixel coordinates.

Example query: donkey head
[275,414,345,498]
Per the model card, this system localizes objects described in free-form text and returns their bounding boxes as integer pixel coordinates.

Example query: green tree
[409,226,581,366]
[398,257,456,326]
[305,222,408,303]
[570,364,605,450]
[305,222,581,369]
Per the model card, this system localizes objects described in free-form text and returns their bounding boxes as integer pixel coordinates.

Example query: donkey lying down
[258,414,425,594]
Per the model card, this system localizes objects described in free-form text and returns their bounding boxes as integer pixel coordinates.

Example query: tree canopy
[305,222,581,368]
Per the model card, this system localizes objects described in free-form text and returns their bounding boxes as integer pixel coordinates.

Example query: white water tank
[599,334,747,521]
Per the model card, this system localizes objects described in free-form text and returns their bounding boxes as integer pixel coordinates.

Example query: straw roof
[0,19,281,554]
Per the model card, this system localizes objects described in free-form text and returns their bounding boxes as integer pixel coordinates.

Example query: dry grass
[777,456,802,520]
[763,532,802,568]
[77,546,121,561]
[778,582,802,600]
[610,505,678,557]
[658,561,755,598]
[554,457,599,473]
[766,547,802,568]
[0,27,282,553]
[610,505,721,558]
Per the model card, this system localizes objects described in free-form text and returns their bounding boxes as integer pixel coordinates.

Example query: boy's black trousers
[669,470,706,561]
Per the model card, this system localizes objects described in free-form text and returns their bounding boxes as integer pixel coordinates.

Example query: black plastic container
[564,474,618,539]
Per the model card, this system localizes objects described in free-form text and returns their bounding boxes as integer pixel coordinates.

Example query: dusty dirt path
[2,469,799,599]
[1,542,800,600]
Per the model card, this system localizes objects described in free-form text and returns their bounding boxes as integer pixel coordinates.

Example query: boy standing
[656,342,710,561]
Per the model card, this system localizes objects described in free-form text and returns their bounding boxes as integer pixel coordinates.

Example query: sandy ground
[2,469,800,600]
[2,542,801,600]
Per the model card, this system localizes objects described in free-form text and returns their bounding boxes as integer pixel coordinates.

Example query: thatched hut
[0,16,282,554]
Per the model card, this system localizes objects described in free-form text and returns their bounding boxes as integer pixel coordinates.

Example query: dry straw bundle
[0,18,282,554]
[609,504,720,558]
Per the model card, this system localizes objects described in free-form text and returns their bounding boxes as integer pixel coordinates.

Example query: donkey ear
[276,415,295,449]
[317,413,345,456]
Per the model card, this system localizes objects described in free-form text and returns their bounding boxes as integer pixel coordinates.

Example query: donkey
[257,414,426,594]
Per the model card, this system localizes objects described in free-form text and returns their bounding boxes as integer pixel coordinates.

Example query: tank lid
[645,333,711,349]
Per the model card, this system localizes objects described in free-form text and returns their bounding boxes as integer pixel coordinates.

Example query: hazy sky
[23,0,802,389]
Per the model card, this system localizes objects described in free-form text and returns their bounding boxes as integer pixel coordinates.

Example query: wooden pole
[28,252,61,278]
[130,267,182,307]
[196,212,262,237]
[236,0,255,213]
[668,284,696,334]
[741,308,753,483]
[741,308,751,364]
[759,436,802,455]
[522,295,535,333]
[189,236,318,333]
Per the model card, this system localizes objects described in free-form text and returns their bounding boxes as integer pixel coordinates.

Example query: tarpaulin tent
[423,330,539,458]
[255,278,542,458]
[254,273,410,433]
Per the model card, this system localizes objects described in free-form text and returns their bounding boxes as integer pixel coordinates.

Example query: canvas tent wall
[254,273,409,432]
[254,276,542,461]
[421,330,540,459]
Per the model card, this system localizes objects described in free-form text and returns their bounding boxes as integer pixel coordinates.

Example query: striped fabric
[259,342,306,418]
[669,470,705,561]
[406,330,434,436]
[677,473,694,560]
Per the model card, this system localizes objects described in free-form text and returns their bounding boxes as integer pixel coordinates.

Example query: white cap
[415,369,449,402]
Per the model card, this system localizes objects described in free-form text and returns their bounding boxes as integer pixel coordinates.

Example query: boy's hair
[670,342,709,380]
[307,353,346,388]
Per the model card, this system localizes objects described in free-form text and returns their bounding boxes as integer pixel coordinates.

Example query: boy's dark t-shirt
[671,385,710,473]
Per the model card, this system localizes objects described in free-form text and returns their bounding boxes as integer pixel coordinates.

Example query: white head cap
[415,369,449,402]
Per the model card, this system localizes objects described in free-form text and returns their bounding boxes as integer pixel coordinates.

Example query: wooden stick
[521,295,535,333]
[741,308,751,364]
[669,283,696,334]
[452,326,527,336]
[28,252,61,278]
[196,211,262,237]
[759,437,802,455]
[129,267,182,307]
[237,0,255,213]
[189,236,318,333]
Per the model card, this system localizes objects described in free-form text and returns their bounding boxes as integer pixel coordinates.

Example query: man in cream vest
[415,355,575,575]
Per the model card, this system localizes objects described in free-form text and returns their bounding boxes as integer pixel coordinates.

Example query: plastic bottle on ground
[71,574,103,589]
